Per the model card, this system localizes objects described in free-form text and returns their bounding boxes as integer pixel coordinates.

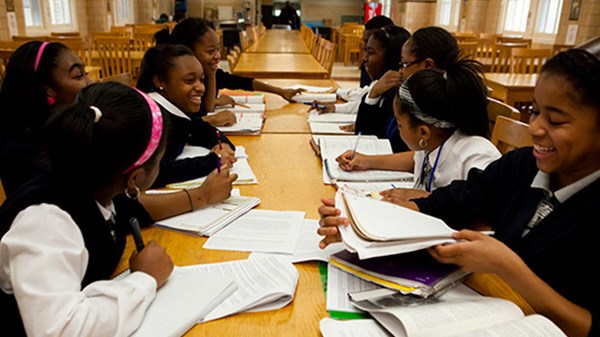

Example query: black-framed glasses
[400,59,424,69]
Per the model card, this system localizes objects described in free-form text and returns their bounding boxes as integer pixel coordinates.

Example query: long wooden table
[246,30,310,54]
[232,53,328,79]
[113,77,535,336]
[485,72,538,107]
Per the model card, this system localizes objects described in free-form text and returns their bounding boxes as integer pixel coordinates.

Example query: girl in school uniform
[137,44,238,187]
[0,41,236,220]
[336,58,500,202]
[353,24,411,153]
[317,48,600,337]
[0,82,174,336]
[155,18,303,127]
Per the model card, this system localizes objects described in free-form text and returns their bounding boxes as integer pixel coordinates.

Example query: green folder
[318,261,370,320]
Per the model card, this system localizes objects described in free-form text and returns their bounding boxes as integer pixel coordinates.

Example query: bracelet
[183,189,195,212]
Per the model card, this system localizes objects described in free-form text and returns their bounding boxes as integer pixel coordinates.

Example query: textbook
[179,255,299,322]
[335,191,459,259]
[329,249,469,298]
[309,122,354,135]
[220,91,266,104]
[308,111,356,124]
[155,195,261,236]
[349,292,567,337]
[124,267,237,337]
[318,137,414,184]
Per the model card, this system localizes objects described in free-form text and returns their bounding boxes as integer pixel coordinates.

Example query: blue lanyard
[419,141,445,192]
[386,118,397,140]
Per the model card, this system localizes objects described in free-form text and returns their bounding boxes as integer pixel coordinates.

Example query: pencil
[130,217,145,252]
[235,102,252,109]
[351,132,362,159]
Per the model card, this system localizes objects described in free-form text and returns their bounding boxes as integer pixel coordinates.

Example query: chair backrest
[551,43,573,55]
[317,39,336,78]
[489,43,513,73]
[0,50,12,84]
[48,37,92,67]
[239,30,250,51]
[110,26,133,38]
[94,36,132,79]
[487,97,520,133]
[491,115,532,154]
[227,53,237,71]
[497,36,532,47]
[100,71,133,86]
[50,32,80,37]
[131,31,155,52]
[12,35,47,42]
[458,41,479,59]
[476,37,496,59]
[511,48,552,74]
[343,34,362,66]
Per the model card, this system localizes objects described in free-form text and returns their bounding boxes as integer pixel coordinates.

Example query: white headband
[398,82,455,129]
[90,106,102,123]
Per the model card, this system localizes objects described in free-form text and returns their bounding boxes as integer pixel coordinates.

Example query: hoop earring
[419,139,428,149]
[125,185,140,200]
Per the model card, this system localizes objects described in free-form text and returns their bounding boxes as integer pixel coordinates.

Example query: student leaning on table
[318,49,600,337]
[336,58,500,202]
[353,24,411,153]
[136,44,238,188]
[0,41,234,222]
[155,17,303,127]
[0,82,174,337]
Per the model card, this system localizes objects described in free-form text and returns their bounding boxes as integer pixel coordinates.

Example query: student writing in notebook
[353,24,411,153]
[0,41,234,222]
[137,44,238,187]
[317,48,600,337]
[0,82,174,336]
[336,58,500,202]
[155,18,302,127]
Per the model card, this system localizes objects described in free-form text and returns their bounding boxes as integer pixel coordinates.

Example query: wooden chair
[131,31,155,52]
[0,40,22,50]
[50,32,80,37]
[453,32,479,42]
[227,54,237,72]
[497,37,532,47]
[487,97,521,134]
[491,115,532,154]
[94,36,132,80]
[48,37,93,67]
[109,26,133,38]
[458,41,479,59]
[479,33,500,41]
[343,34,362,66]
[489,43,513,73]
[511,48,552,74]
[12,35,47,42]
[317,39,336,78]
[100,72,133,86]
[239,30,251,51]
[551,43,573,55]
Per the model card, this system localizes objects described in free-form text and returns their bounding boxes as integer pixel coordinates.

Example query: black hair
[364,15,394,30]
[44,82,170,187]
[136,44,196,92]
[400,58,490,138]
[154,17,215,49]
[0,41,69,142]
[405,26,460,71]
[368,25,411,72]
[540,49,600,114]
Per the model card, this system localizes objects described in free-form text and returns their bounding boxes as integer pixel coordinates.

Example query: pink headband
[34,42,48,72]
[123,88,163,174]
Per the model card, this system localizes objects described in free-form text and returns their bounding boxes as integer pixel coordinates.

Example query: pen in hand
[302,102,327,110]
[217,156,222,173]
[130,217,145,252]
[351,132,362,159]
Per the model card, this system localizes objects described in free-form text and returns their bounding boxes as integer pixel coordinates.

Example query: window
[113,0,134,26]
[535,0,563,34]
[437,0,461,30]
[382,0,392,18]
[503,0,530,32]
[24,0,76,32]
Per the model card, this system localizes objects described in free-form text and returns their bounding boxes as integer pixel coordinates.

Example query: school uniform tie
[107,214,118,242]
[523,191,559,236]
[414,154,432,191]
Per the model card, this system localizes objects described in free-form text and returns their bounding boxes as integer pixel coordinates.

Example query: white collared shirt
[0,203,157,336]
[334,86,369,114]
[412,131,501,191]
[529,169,600,203]
[148,92,190,120]
[362,80,382,106]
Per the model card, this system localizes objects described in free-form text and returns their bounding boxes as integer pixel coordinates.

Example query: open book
[179,255,299,322]
[330,249,469,298]
[308,111,356,124]
[213,112,264,135]
[309,122,354,135]
[155,195,260,236]
[319,137,414,184]
[336,191,459,259]
[350,292,566,337]
[119,268,237,337]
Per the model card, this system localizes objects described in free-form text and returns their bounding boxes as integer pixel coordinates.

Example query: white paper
[290,219,345,263]
[213,103,266,113]
[167,156,258,188]
[327,263,382,313]
[337,181,415,199]
[320,318,392,337]
[292,93,337,103]
[179,256,299,322]
[455,314,567,337]
[216,113,264,134]
[308,111,356,123]
[203,209,305,254]
[310,122,354,135]
[221,92,265,104]
[176,145,248,160]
